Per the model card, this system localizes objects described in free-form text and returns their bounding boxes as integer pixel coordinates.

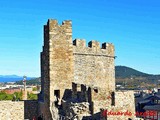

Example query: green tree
[0,91,23,101]
[32,87,37,91]
[27,92,37,100]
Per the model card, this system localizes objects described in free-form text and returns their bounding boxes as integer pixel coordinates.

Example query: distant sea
[0,75,35,82]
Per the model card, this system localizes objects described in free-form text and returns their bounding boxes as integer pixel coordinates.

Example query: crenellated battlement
[47,19,58,26]
[73,39,114,49]
[73,39,115,57]
[102,42,114,49]
[47,19,72,27]
[47,19,72,36]
[88,40,100,49]
[62,20,72,27]
[73,39,86,47]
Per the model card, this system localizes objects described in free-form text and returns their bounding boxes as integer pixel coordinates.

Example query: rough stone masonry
[38,19,136,120]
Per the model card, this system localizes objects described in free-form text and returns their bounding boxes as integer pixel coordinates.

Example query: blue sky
[0,0,160,77]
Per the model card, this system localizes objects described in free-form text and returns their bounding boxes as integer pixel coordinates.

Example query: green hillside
[115,66,160,89]
[115,66,160,80]
[115,66,150,78]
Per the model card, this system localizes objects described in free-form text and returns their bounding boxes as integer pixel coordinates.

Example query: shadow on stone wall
[62,89,72,101]
[24,100,38,120]
[82,112,102,120]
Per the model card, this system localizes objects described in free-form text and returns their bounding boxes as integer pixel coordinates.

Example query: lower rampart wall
[107,91,136,120]
[92,91,135,120]
[0,100,38,120]
[0,101,24,120]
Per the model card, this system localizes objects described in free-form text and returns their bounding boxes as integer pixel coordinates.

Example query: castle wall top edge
[47,19,72,26]
[73,38,114,50]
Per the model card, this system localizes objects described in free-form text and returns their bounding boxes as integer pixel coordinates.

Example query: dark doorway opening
[111,92,115,106]
[54,90,60,98]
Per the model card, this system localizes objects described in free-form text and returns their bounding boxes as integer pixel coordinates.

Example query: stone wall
[70,83,136,120]
[106,91,136,120]
[65,102,90,119]
[40,24,50,104]
[73,39,115,92]
[71,82,112,114]
[24,100,38,120]
[0,101,24,120]
[38,101,54,120]
[0,100,38,120]
[91,89,112,114]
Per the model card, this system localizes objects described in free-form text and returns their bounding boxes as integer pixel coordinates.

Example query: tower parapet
[73,39,115,91]
[73,39,86,48]
[88,40,100,49]
[73,39,115,57]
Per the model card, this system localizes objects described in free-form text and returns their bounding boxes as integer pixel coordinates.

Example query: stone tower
[73,39,115,92]
[39,19,135,120]
[40,19,116,119]
[41,19,73,104]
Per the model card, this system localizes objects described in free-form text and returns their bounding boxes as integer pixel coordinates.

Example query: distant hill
[115,66,160,79]
[115,66,150,78]
[115,66,160,86]
[0,75,35,82]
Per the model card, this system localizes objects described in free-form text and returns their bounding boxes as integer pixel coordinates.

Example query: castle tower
[73,40,115,92]
[40,19,116,119]
[41,19,73,104]
[39,19,136,120]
